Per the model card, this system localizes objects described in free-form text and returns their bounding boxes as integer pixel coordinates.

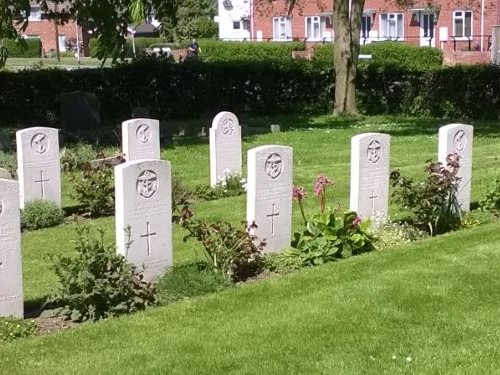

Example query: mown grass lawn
[3,222,500,374]
[3,114,500,373]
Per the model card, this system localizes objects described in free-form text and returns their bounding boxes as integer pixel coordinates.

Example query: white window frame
[28,6,42,21]
[272,17,292,41]
[453,10,473,39]
[380,13,404,40]
[361,14,372,39]
[305,15,332,41]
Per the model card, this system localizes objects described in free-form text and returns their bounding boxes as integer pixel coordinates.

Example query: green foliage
[290,210,376,267]
[0,150,16,177]
[262,252,303,274]
[69,162,115,217]
[1,38,41,58]
[47,226,158,322]
[461,210,497,229]
[180,208,264,282]
[479,176,500,214]
[0,317,38,342]
[90,37,176,58]
[60,144,98,172]
[193,171,246,200]
[157,262,230,304]
[312,42,443,70]
[376,221,428,249]
[21,199,64,231]
[391,155,463,235]
[200,41,306,62]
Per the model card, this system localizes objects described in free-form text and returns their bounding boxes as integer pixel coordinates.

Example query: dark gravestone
[60,91,101,131]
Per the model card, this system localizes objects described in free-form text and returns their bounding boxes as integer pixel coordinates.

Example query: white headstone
[122,118,161,161]
[115,159,172,281]
[438,123,473,212]
[246,145,293,252]
[350,133,391,222]
[209,111,242,187]
[0,179,23,318]
[16,127,61,209]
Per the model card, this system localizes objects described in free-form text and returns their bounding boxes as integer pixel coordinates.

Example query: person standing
[188,39,202,58]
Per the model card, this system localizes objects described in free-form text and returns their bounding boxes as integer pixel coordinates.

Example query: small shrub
[262,252,303,274]
[157,262,230,304]
[2,38,42,58]
[21,199,64,231]
[390,154,463,235]
[461,209,497,229]
[179,207,264,282]
[47,226,158,322]
[69,161,115,217]
[479,176,500,214]
[0,317,38,342]
[193,171,247,201]
[60,144,97,172]
[376,221,428,249]
[172,176,195,221]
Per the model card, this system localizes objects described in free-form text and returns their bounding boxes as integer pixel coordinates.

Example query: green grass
[3,222,500,373]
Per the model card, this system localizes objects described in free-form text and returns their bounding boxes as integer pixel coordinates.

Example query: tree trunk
[333,0,364,115]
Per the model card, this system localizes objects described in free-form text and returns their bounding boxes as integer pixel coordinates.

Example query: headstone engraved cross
[247,145,293,252]
[438,123,473,212]
[209,111,242,187]
[34,171,50,198]
[0,178,23,318]
[16,127,61,209]
[115,159,172,281]
[350,133,391,224]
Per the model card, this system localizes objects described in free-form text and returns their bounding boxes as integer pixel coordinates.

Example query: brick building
[17,2,89,57]
[248,0,500,64]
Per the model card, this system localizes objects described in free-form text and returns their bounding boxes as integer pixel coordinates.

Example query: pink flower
[313,174,333,197]
[352,215,362,227]
[292,186,306,201]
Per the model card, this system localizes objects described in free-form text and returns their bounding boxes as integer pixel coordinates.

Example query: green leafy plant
[0,150,17,178]
[21,199,64,231]
[69,159,118,217]
[290,210,376,267]
[290,175,376,267]
[262,252,303,274]
[0,317,38,342]
[157,262,230,304]
[46,226,158,322]
[192,171,247,201]
[179,207,263,282]
[376,221,428,249]
[390,154,463,235]
[479,176,500,214]
[461,210,496,229]
[60,144,97,172]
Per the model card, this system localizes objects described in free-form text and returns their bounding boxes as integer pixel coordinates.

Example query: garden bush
[47,226,158,322]
[2,38,41,58]
[0,317,38,342]
[89,37,173,58]
[21,199,64,231]
[479,175,500,214]
[312,41,443,70]
[60,143,98,172]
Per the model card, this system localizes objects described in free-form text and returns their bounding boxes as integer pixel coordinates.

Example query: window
[361,15,372,39]
[380,13,404,39]
[272,17,292,41]
[233,21,241,29]
[453,11,472,37]
[58,35,67,52]
[28,6,42,21]
[305,15,333,41]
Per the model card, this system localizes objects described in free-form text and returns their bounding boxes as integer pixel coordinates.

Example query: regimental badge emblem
[30,133,49,154]
[136,124,152,144]
[221,118,235,136]
[265,153,283,179]
[136,170,159,198]
[367,140,382,164]
[454,130,466,152]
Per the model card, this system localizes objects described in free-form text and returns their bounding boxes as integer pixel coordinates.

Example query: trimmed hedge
[313,41,443,70]
[89,37,175,58]
[0,59,499,128]
[197,40,306,62]
[2,38,41,58]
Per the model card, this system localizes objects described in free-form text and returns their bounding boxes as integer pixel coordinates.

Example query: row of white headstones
[0,113,473,318]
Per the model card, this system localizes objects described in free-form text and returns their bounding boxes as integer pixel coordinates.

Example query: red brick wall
[18,19,85,56]
[253,0,499,64]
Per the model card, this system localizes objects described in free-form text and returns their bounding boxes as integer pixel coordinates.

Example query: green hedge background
[2,38,42,58]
